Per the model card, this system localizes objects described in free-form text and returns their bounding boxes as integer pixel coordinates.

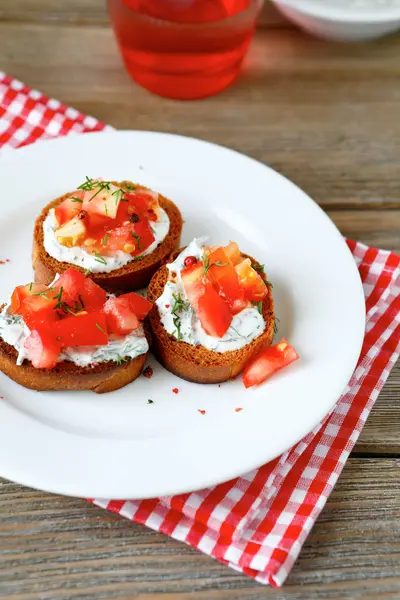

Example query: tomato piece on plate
[119,292,153,320]
[52,268,87,306]
[23,329,61,369]
[243,339,299,388]
[181,261,205,310]
[223,242,241,265]
[79,277,107,312]
[207,247,247,314]
[55,311,108,347]
[103,297,140,335]
[125,190,160,222]
[235,258,268,302]
[54,192,85,226]
[197,283,232,338]
[10,283,47,314]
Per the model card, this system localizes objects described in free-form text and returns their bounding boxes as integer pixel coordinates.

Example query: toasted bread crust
[147,251,275,384]
[0,337,148,394]
[33,182,183,292]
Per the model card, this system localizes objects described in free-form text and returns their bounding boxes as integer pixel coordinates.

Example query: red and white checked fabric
[1,72,399,586]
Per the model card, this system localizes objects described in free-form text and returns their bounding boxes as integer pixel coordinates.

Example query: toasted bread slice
[33,182,183,292]
[147,251,275,384]
[0,337,148,394]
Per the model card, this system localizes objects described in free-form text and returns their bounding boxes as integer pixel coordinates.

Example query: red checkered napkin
[1,72,399,586]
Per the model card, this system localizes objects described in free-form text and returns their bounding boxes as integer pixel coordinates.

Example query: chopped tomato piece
[125,189,160,222]
[120,292,153,320]
[243,339,299,388]
[235,258,268,302]
[82,183,123,220]
[10,283,47,314]
[52,268,87,306]
[18,292,58,331]
[54,311,108,347]
[181,261,205,310]
[207,247,247,314]
[197,283,232,338]
[103,296,140,335]
[24,329,61,369]
[79,277,107,312]
[223,242,241,265]
[54,192,85,226]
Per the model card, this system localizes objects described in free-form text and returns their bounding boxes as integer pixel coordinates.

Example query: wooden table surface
[0,2,399,598]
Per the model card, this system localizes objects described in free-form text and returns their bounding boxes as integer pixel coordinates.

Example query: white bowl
[272,0,400,41]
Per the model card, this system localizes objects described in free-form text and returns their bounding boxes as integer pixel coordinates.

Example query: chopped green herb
[32,290,49,299]
[94,251,107,265]
[96,322,107,334]
[112,188,123,204]
[274,316,280,336]
[78,295,85,310]
[171,292,185,341]
[147,399,154,404]
[202,255,210,275]
[29,282,33,292]
[63,305,77,316]
[133,255,144,262]
[102,233,110,247]
[131,232,142,250]
[116,354,129,366]
[123,181,136,191]
[252,263,265,274]
[257,301,263,314]
[202,255,228,275]
[53,286,64,309]
[104,203,108,216]
[84,268,92,277]
[71,197,83,203]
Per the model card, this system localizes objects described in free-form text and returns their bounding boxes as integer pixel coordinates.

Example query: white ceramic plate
[0,131,364,499]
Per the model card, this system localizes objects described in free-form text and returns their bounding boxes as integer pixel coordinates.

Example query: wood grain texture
[0,2,399,597]
[0,0,286,27]
[1,459,400,599]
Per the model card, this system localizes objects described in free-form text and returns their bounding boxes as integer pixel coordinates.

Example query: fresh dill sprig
[102,233,110,247]
[112,188,123,204]
[94,251,107,265]
[171,292,185,341]
[131,232,142,250]
[70,197,83,203]
[116,354,129,366]
[96,322,107,334]
[53,286,64,309]
[273,316,280,335]
[202,255,228,275]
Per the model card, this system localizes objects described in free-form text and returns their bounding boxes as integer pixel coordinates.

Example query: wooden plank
[1,458,399,598]
[0,0,286,27]
[1,25,399,213]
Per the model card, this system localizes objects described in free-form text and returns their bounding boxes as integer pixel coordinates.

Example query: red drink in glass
[107,0,263,100]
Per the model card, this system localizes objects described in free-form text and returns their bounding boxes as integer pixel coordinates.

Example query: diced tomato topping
[197,283,232,338]
[18,292,58,332]
[206,247,248,314]
[79,277,107,312]
[52,268,87,306]
[119,292,153,320]
[103,296,140,335]
[242,339,299,388]
[223,242,241,265]
[125,190,160,222]
[54,311,108,347]
[10,283,47,314]
[23,329,61,369]
[54,192,85,226]
[235,258,268,302]
[82,183,122,220]
[181,261,205,310]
